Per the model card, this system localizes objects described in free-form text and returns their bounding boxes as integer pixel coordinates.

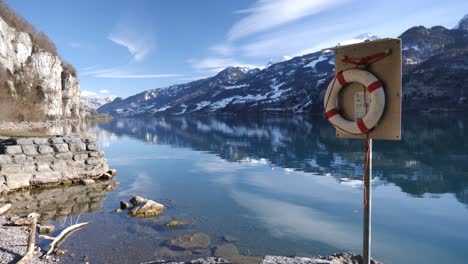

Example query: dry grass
[61,60,77,77]
[0,0,57,55]
[0,0,78,77]
[0,130,50,138]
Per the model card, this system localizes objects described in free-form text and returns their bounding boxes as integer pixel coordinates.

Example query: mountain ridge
[99,15,468,117]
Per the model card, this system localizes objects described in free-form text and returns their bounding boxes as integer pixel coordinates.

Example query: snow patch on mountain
[81,96,117,112]
[338,33,380,46]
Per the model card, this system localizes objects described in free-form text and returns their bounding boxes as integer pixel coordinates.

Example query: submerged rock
[128,196,165,218]
[213,244,239,258]
[165,233,211,250]
[164,220,185,228]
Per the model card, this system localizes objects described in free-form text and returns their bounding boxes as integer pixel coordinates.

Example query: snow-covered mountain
[81,96,117,112]
[454,14,468,31]
[99,14,468,117]
[337,33,380,46]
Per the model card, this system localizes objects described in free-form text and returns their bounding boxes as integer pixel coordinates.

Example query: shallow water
[4,113,468,263]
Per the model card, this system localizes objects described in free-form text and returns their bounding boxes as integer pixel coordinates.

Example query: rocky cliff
[0,6,83,121]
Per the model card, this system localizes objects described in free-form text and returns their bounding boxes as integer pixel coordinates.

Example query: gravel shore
[0,216,59,264]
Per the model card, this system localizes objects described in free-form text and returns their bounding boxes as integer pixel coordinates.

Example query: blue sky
[5,0,468,98]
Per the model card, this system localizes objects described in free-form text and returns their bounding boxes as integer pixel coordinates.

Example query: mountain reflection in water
[91,113,468,207]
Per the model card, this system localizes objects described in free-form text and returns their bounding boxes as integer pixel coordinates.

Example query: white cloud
[81,90,98,97]
[210,43,234,56]
[108,18,155,62]
[228,0,348,41]
[81,67,182,79]
[99,89,110,94]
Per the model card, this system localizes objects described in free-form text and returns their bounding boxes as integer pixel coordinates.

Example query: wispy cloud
[108,16,155,62]
[82,67,182,79]
[228,0,348,41]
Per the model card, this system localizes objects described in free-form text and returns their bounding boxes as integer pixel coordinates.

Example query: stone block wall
[0,135,108,193]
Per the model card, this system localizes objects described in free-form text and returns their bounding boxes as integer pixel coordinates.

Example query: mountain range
[81,96,117,113]
[98,15,468,117]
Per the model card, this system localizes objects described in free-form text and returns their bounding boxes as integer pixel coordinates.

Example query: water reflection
[90,113,468,207]
[0,182,113,223]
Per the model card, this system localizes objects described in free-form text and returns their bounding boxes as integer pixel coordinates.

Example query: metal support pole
[363,139,372,264]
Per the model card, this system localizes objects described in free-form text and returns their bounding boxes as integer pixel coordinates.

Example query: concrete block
[12,154,27,163]
[21,162,36,173]
[5,173,31,189]
[15,138,34,145]
[85,158,101,165]
[87,143,99,151]
[0,155,12,164]
[5,145,22,155]
[53,143,69,153]
[69,142,86,152]
[51,160,67,171]
[64,137,82,143]
[0,164,21,173]
[49,137,64,144]
[34,154,55,162]
[38,145,54,154]
[73,154,88,161]
[89,151,101,157]
[30,172,62,186]
[33,138,48,145]
[36,162,52,172]
[55,152,73,160]
[22,145,38,155]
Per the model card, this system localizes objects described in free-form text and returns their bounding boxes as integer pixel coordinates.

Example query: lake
[7,113,468,263]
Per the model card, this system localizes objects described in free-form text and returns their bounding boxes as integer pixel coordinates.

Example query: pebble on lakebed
[164,220,185,227]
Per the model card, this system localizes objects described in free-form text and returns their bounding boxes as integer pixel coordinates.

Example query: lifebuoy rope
[323,50,390,212]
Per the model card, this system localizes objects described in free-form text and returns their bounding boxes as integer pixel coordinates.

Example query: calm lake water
[7,113,468,263]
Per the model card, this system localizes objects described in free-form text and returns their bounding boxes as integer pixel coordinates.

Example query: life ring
[324,69,385,134]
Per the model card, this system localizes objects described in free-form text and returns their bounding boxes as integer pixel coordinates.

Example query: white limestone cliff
[0,16,83,121]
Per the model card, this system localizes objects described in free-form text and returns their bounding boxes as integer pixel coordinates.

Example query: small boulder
[120,201,130,210]
[128,196,165,218]
[37,224,55,234]
[105,182,120,191]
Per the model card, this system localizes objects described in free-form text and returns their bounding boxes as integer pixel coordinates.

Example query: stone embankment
[0,134,109,193]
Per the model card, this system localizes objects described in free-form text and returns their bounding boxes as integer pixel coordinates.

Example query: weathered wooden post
[323,38,402,264]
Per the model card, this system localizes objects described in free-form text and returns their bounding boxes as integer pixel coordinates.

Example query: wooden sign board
[328,38,402,140]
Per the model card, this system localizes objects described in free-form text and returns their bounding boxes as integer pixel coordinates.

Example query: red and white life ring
[324,69,385,134]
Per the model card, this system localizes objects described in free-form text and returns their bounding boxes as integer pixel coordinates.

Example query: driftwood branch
[39,221,90,255]
[17,212,40,264]
[0,203,11,215]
